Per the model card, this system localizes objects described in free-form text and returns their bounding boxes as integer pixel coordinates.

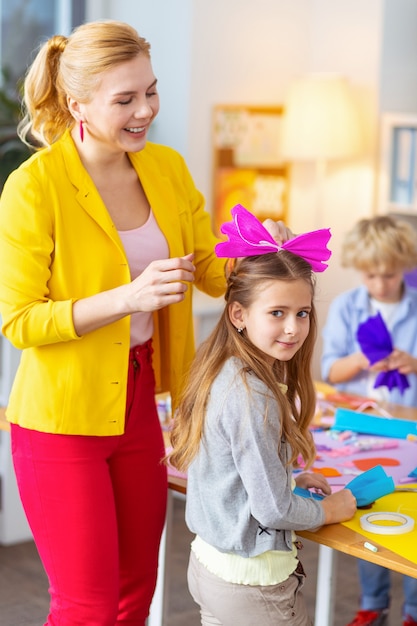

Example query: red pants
[11,340,167,625]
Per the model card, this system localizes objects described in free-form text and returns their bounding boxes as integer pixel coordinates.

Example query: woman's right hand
[321,488,357,525]
[72,254,195,336]
[125,253,195,313]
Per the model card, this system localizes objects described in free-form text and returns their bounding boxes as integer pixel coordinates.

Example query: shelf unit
[212,104,288,235]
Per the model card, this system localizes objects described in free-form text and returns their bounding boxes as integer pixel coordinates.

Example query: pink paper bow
[215,204,332,273]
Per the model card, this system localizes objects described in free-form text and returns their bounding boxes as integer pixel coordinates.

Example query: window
[0,0,85,404]
[1,0,85,89]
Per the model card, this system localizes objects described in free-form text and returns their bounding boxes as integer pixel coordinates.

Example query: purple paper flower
[357,312,410,394]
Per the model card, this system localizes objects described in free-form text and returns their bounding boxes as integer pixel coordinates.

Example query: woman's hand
[124,253,195,313]
[262,219,295,246]
[72,254,195,336]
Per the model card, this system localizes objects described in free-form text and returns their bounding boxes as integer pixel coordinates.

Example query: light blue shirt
[321,283,417,406]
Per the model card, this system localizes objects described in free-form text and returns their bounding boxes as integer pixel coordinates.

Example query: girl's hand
[295,472,332,496]
[125,253,195,313]
[262,219,295,246]
[321,489,357,524]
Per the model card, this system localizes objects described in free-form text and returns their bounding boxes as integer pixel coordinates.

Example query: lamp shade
[281,75,363,161]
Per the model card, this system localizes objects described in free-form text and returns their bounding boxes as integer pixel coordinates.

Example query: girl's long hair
[168,250,318,472]
[18,20,151,147]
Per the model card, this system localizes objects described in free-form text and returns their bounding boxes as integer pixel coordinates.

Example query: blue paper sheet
[332,408,417,439]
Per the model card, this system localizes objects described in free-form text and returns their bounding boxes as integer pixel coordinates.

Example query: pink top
[118,210,169,347]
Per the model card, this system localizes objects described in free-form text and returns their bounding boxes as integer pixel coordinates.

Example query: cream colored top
[191,534,298,585]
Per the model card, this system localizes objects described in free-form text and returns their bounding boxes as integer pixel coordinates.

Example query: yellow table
[158,396,417,626]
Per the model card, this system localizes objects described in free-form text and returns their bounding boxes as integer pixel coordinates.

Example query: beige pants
[188,550,313,626]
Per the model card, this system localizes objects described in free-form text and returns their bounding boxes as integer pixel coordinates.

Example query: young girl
[168,206,357,626]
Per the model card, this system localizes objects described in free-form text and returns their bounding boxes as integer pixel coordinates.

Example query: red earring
[79,120,84,142]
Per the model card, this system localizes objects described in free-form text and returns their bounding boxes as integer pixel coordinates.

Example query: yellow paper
[342,486,417,564]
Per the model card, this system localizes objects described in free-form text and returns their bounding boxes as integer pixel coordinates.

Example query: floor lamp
[280,74,363,227]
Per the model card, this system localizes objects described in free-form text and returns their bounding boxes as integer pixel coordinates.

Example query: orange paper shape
[313,467,342,477]
[353,457,400,471]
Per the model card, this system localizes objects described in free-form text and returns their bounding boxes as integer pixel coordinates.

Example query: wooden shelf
[212,104,288,235]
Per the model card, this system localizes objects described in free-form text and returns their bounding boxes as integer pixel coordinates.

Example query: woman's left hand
[262,219,295,246]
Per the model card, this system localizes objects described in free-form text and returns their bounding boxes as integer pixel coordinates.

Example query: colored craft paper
[312,467,342,477]
[313,431,417,489]
[298,466,395,508]
[353,457,400,471]
[356,313,410,394]
[344,465,395,507]
[332,408,417,439]
[357,312,392,363]
[342,487,417,564]
[293,486,324,501]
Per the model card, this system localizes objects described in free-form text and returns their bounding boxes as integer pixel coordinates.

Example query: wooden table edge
[298,525,417,578]
[3,407,416,578]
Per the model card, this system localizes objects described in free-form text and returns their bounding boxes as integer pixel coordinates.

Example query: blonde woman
[0,19,229,625]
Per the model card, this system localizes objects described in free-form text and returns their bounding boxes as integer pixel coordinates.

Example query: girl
[168,206,357,626]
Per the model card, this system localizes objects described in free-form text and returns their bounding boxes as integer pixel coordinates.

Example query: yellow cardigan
[0,131,226,435]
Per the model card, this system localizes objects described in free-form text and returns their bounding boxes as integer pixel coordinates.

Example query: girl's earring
[79,120,84,142]
[237,326,245,334]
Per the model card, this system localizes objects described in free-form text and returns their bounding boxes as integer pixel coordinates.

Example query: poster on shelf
[213,105,288,235]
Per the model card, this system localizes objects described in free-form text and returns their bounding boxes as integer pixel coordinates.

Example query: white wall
[380,0,417,113]
[294,0,384,375]
[85,0,417,378]
[87,0,194,157]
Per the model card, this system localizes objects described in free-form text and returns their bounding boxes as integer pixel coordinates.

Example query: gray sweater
[185,357,325,558]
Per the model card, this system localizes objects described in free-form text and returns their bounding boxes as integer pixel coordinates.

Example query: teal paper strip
[332,408,417,439]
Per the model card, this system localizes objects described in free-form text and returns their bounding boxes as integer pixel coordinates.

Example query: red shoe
[403,617,417,626]
[346,610,389,626]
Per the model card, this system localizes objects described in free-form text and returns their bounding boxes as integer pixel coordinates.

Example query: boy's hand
[387,349,417,375]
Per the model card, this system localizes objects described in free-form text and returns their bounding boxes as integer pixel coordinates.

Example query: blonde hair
[18,20,151,147]
[341,215,417,272]
[168,251,318,473]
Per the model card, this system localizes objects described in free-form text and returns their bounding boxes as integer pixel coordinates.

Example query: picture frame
[378,112,417,214]
[212,104,288,235]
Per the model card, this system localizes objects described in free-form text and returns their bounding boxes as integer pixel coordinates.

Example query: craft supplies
[354,438,398,452]
[364,541,378,553]
[333,408,417,439]
[360,512,415,535]
[293,486,324,500]
[344,465,395,507]
[357,312,410,393]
